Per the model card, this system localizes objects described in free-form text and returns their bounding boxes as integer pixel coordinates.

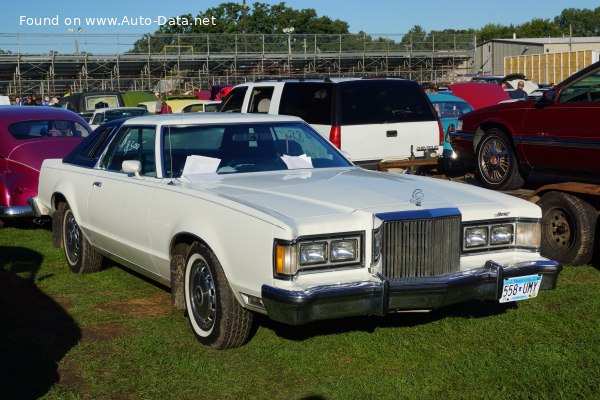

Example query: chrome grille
[382,215,461,279]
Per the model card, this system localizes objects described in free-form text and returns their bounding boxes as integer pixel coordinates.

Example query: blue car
[428,93,474,154]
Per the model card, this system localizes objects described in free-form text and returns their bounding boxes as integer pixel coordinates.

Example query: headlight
[274,233,363,278]
[465,227,488,248]
[300,242,327,265]
[331,239,358,262]
[515,221,541,248]
[456,120,463,131]
[490,225,514,245]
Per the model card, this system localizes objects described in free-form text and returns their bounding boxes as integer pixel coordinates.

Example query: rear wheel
[183,241,253,349]
[475,128,524,190]
[538,191,597,265]
[61,203,103,274]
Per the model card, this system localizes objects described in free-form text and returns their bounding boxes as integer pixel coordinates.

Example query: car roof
[244,77,411,84]
[92,107,146,114]
[123,112,304,125]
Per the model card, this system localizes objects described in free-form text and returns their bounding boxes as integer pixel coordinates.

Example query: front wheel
[475,129,524,190]
[183,242,253,349]
[61,203,103,274]
[538,191,597,265]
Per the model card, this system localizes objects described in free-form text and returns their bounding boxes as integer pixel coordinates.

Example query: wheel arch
[473,122,517,155]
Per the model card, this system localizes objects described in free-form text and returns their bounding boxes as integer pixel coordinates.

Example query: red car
[0,107,91,226]
[452,60,600,190]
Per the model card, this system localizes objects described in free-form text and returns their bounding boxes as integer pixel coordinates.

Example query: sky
[3,0,599,35]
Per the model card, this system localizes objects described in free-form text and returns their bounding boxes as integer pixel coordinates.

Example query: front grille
[382,215,461,279]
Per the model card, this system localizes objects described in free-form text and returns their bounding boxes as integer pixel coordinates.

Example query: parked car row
[11,63,600,349]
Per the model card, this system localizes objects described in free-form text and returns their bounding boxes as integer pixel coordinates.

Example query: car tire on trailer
[475,128,524,190]
[61,203,103,274]
[538,191,597,265]
[183,241,253,349]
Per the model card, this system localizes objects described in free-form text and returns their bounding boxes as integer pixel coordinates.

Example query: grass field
[1,223,600,400]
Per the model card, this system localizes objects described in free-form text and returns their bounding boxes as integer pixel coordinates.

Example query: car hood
[449,83,511,109]
[6,138,83,171]
[184,168,537,221]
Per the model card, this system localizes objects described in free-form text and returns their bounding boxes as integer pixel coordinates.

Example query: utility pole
[242,0,248,53]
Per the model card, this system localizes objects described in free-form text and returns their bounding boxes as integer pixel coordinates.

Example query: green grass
[1,223,600,400]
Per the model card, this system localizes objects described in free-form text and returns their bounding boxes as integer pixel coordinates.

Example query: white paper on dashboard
[182,155,221,176]
[281,154,313,169]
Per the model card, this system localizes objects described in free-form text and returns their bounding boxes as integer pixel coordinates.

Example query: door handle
[386,130,398,137]
[93,181,102,187]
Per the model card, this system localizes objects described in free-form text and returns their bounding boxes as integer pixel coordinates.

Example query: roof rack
[253,76,334,83]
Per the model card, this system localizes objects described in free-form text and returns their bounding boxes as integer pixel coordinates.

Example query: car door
[87,125,160,273]
[520,68,600,177]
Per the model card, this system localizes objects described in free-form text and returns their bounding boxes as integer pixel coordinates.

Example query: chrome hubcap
[480,138,509,183]
[190,262,216,331]
[65,212,81,264]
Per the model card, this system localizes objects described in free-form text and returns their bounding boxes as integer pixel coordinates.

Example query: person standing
[509,81,528,100]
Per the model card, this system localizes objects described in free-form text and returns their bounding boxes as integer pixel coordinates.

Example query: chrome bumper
[261,260,562,325]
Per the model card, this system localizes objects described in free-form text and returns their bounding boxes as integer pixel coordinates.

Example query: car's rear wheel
[475,128,524,190]
[183,241,253,349]
[538,191,596,265]
[61,203,103,274]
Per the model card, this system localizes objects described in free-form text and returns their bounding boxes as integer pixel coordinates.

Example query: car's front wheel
[183,241,253,349]
[60,203,103,274]
[475,128,524,190]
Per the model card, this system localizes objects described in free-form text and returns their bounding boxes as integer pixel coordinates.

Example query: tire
[61,203,103,274]
[183,241,253,349]
[475,128,524,190]
[538,191,597,265]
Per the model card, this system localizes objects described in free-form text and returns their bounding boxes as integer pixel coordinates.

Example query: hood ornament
[410,189,424,207]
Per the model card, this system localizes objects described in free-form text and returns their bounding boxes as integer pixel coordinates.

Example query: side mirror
[122,160,142,179]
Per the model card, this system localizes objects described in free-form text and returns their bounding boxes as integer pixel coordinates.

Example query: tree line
[125,3,600,53]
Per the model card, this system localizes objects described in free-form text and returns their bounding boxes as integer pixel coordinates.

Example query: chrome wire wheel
[545,207,574,251]
[188,258,217,332]
[478,136,510,184]
[64,210,82,265]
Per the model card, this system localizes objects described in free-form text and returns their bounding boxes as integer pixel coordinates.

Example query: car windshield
[433,101,474,119]
[162,122,351,177]
[8,119,90,139]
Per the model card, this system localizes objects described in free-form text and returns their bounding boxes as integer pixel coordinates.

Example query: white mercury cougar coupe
[30,113,562,349]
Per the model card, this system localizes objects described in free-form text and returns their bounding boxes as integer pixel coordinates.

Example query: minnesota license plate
[499,274,542,303]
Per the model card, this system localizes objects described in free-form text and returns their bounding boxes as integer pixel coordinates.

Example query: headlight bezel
[274,232,365,279]
[462,218,540,253]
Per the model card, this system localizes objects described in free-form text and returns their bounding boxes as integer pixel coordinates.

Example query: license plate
[499,274,542,303]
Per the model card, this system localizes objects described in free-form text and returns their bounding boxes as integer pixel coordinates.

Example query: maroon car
[452,60,600,190]
[0,107,91,226]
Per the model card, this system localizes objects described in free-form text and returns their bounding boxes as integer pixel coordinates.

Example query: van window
[338,81,436,125]
[279,83,332,125]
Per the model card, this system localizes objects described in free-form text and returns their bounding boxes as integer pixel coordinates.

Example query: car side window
[101,126,157,177]
[558,70,600,103]
[219,87,248,112]
[248,87,274,114]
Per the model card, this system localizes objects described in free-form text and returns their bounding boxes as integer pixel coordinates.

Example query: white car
[89,107,149,129]
[30,113,561,349]
[219,78,443,169]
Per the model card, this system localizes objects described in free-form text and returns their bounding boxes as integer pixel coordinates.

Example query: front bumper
[261,260,562,325]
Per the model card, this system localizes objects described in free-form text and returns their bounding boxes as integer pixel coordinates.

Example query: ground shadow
[257,299,515,342]
[0,246,81,400]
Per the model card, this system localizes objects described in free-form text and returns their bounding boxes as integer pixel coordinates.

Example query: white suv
[219,78,443,169]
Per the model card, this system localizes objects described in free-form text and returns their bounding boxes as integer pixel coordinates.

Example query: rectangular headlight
[490,225,514,245]
[300,242,327,265]
[330,239,358,262]
[516,221,541,248]
[465,227,488,248]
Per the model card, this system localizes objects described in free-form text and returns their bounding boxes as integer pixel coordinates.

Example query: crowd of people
[10,88,71,107]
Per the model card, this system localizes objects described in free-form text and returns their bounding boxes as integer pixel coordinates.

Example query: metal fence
[0,33,477,96]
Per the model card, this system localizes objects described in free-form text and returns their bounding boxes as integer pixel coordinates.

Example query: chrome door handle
[93,181,102,187]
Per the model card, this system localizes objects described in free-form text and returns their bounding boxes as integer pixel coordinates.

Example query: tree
[554,7,600,36]
[130,2,349,53]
